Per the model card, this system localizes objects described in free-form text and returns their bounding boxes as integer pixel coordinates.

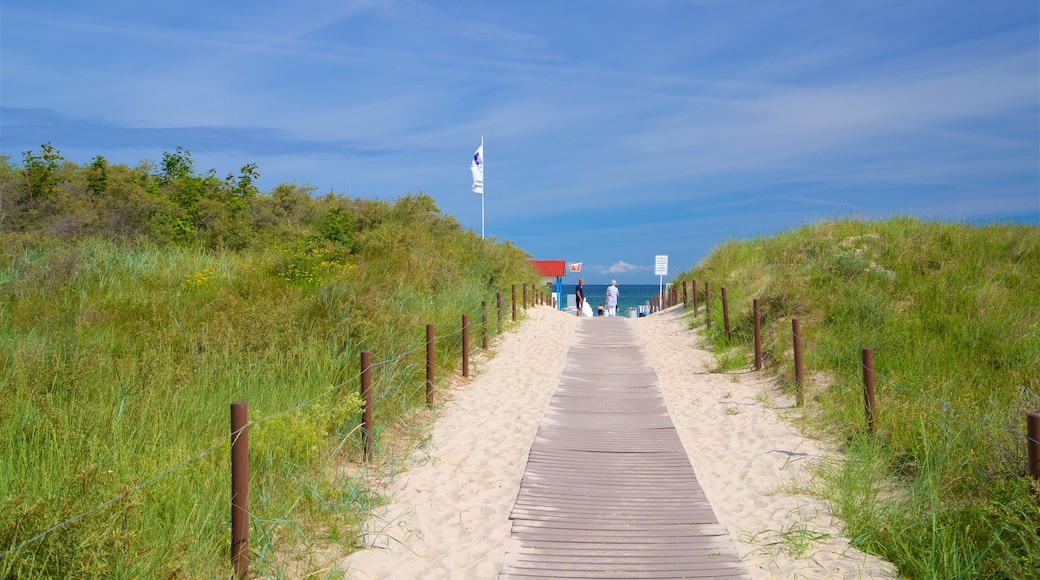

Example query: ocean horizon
[560,283,669,314]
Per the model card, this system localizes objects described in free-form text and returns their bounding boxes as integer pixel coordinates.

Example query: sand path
[340,306,897,579]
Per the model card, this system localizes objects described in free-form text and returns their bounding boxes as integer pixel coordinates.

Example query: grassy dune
[0,207,536,577]
[677,216,1040,579]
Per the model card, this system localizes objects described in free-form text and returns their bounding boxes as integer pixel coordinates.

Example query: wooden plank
[499,320,750,579]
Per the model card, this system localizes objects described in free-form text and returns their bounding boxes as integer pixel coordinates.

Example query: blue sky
[2,1,1037,283]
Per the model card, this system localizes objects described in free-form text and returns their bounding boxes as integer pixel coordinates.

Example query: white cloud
[608,261,649,274]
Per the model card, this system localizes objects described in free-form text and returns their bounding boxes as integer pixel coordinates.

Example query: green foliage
[20,143,64,208]
[0,147,537,576]
[159,146,195,182]
[677,216,1040,579]
[85,156,108,197]
[319,206,355,246]
[277,239,353,284]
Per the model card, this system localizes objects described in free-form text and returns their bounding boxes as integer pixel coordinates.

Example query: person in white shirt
[604,280,620,317]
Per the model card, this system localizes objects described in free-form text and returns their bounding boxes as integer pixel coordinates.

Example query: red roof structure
[528,260,566,277]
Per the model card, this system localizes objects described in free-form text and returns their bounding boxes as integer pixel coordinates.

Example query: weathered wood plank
[499,320,750,579]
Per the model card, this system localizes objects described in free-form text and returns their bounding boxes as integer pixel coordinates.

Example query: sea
[569,284,664,315]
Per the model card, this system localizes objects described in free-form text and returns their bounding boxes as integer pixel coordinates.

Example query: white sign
[655,255,668,276]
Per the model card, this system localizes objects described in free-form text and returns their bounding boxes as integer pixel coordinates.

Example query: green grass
[0,220,535,575]
[677,216,1040,579]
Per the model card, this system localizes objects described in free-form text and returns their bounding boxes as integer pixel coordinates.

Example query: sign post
[655,255,668,311]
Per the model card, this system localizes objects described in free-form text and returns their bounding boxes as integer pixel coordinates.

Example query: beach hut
[528,260,566,310]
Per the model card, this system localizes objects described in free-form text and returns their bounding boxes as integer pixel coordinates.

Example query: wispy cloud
[1,0,1035,282]
[607,261,651,275]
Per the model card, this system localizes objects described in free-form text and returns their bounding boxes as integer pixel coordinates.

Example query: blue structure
[528,260,567,310]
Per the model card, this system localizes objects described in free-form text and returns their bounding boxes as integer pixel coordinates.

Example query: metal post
[482,300,488,350]
[511,285,517,322]
[753,299,762,370]
[230,401,249,579]
[462,314,470,377]
[862,349,877,435]
[692,280,698,315]
[426,324,435,408]
[682,280,688,308]
[722,287,730,338]
[361,351,373,461]
[792,319,804,407]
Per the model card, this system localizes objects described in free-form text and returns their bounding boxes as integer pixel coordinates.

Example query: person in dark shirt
[575,278,585,317]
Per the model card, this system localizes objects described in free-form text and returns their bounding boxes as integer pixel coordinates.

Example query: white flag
[470,142,484,194]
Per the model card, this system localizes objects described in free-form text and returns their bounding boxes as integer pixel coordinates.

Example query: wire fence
[0,290,526,571]
[673,281,1040,455]
[8,281,1032,570]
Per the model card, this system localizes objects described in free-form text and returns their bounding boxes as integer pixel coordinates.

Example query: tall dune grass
[677,216,1040,579]
[0,226,535,577]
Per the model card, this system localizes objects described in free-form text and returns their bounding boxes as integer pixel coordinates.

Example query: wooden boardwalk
[499,319,750,579]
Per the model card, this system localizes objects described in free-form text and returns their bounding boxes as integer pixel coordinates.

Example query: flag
[470,142,484,194]
[570,262,582,272]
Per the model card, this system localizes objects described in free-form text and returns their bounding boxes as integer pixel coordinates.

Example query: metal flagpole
[480,136,484,239]
[471,137,485,238]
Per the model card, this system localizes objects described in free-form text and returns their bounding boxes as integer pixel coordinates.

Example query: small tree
[86,155,109,197]
[21,143,64,208]
[319,205,355,248]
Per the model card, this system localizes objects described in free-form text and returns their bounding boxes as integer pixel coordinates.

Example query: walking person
[605,280,620,317]
[575,278,585,317]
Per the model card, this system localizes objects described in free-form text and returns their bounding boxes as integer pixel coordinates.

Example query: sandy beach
[340,305,897,579]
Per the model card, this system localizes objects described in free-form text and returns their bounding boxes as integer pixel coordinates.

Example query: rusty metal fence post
[426,324,435,408]
[482,300,488,350]
[721,287,730,338]
[230,401,249,579]
[512,285,517,322]
[682,280,688,308]
[792,319,804,407]
[862,348,877,435]
[753,298,762,370]
[361,350,373,461]
[692,280,698,315]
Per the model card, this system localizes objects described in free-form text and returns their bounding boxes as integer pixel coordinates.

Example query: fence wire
[0,297,515,561]
[749,300,1038,447]
[682,291,1039,449]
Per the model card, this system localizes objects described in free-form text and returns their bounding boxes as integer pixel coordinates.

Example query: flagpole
[480,136,484,239]
[471,137,485,239]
